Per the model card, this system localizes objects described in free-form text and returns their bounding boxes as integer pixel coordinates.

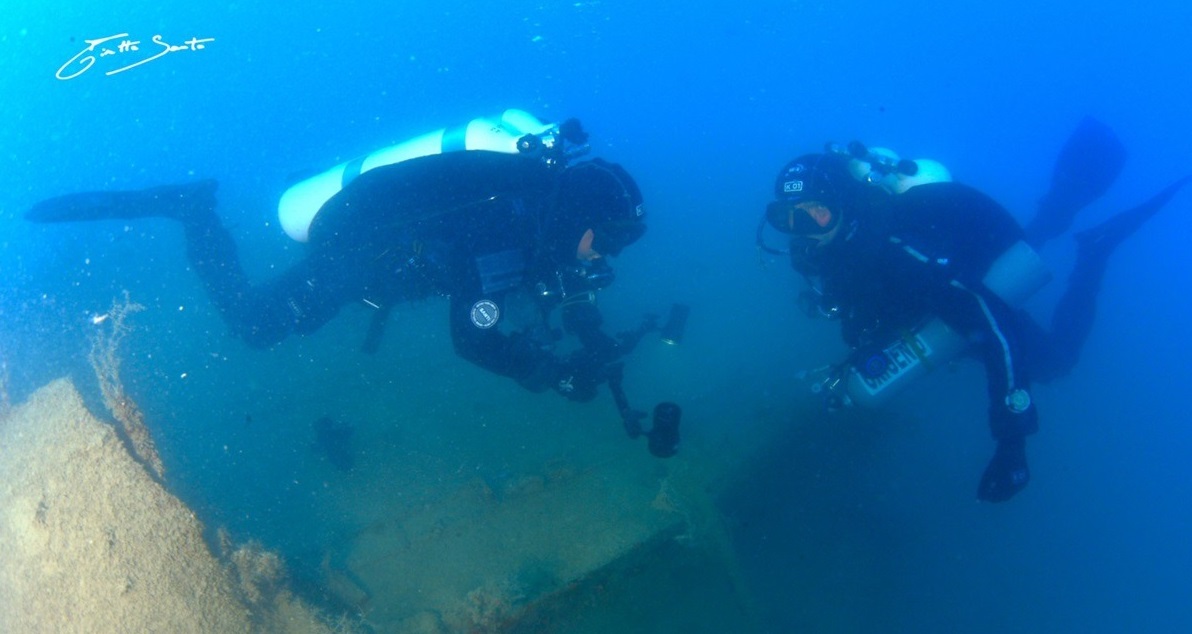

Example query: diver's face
[576,228,601,261]
[791,201,842,249]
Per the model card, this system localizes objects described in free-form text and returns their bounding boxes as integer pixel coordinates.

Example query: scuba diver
[27,114,649,405]
[758,118,1190,502]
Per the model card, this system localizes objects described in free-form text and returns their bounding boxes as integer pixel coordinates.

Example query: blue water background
[3,1,1192,631]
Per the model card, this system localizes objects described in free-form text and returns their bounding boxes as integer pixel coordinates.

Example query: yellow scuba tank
[811,142,1052,409]
[278,109,557,242]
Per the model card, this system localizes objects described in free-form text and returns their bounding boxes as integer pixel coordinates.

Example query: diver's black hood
[548,158,646,259]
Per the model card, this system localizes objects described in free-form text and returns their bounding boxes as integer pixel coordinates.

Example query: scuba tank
[278,109,577,242]
[831,140,954,195]
[804,143,1052,409]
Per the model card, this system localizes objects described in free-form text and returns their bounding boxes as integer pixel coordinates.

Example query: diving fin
[1074,174,1192,258]
[27,179,218,224]
[1026,117,1128,248]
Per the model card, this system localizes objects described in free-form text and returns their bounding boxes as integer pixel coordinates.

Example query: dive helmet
[764,153,848,236]
[553,158,646,257]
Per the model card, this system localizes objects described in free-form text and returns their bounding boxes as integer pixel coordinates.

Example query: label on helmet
[469,299,500,329]
[783,180,804,193]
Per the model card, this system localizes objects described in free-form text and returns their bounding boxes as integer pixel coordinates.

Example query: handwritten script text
[57,33,215,80]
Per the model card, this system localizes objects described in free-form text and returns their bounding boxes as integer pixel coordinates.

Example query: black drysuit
[804,182,1042,437]
[795,181,1064,501]
[178,151,623,396]
[790,164,1192,502]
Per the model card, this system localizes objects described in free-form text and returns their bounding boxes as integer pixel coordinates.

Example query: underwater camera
[605,303,689,458]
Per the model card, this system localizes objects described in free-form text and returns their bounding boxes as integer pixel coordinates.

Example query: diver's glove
[553,351,602,403]
[977,437,1030,502]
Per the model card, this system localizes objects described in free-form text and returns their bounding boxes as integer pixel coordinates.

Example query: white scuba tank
[813,147,1052,409]
[837,237,1050,408]
[277,109,555,242]
[844,146,954,195]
